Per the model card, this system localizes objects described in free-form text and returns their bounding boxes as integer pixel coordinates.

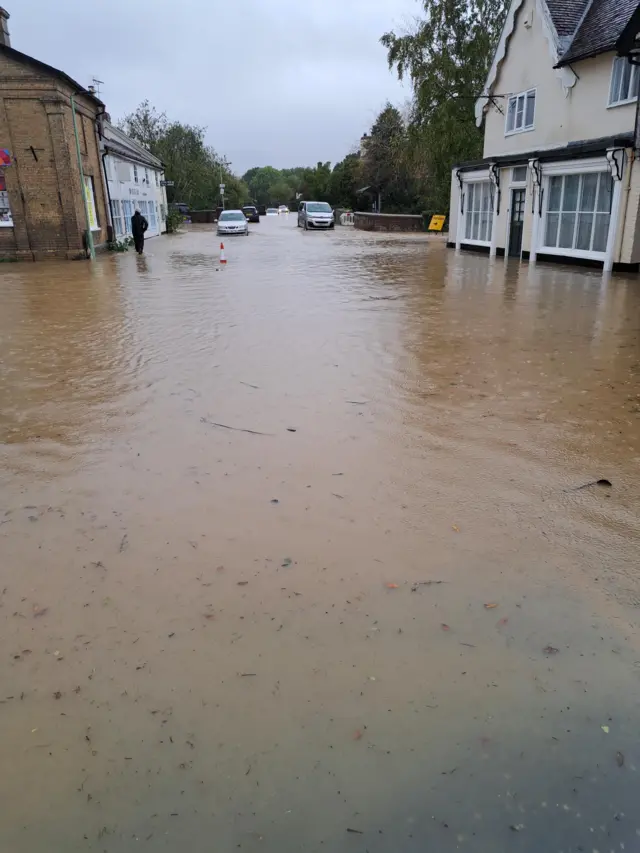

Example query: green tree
[329,153,362,209]
[267,180,296,206]
[119,102,248,209]
[360,104,417,212]
[381,0,508,212]
[241,166,283,206]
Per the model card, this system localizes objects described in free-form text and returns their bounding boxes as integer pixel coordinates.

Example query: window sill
[462,237,492,246]
[539,244,605,260]
[505,126,535,138]
[607,97,638,108]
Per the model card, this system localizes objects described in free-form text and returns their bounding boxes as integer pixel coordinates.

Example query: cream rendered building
[448,0,640,272]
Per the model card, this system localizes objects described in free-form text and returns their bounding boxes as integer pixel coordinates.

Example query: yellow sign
[428,214,446,231]
[84,176,98,230]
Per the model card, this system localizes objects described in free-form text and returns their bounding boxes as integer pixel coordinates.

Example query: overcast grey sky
[12,0,419,175]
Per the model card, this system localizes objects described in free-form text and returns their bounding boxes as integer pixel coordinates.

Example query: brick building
[0,8,110,260]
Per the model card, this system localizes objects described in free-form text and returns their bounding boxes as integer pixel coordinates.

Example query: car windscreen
[243,207,256,212]
[306,203,332,213]
[220,212,245,221]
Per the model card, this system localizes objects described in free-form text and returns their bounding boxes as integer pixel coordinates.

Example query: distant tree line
[120,1,507,217]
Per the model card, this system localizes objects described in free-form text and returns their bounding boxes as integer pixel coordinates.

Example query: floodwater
[1,216,639,852]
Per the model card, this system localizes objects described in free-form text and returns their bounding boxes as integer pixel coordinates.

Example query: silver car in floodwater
[297,201,335,230]
[217,210,249,236]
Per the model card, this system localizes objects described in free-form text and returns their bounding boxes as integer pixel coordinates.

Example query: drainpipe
[96,106,114,242]
[101,150,115,242]
[70,92,95,260]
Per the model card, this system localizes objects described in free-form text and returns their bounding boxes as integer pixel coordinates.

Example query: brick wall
[0,51,109,259]
[354,212,424,232]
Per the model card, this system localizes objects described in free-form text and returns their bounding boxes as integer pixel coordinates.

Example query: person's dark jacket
[131,212,148,237]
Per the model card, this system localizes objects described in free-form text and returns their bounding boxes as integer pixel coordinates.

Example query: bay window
[464,181,493,243]
[543,171,612,255]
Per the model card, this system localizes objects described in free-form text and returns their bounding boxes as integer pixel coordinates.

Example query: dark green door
[508,188,525,257]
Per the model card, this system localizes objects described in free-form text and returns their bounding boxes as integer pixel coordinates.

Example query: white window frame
[111,199,125,237]
[539,158,613,260]
[133,164,138,184]
[511,165,528,184]
[462,178,494,246]
[505,89,536,136]
[608,56,639,107]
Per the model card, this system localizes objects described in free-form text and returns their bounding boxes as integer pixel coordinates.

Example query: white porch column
[455,186,463,251]
[604,148,625,273]
[529,184,539,264]
[489,166,499,258]
[528,159,541,264]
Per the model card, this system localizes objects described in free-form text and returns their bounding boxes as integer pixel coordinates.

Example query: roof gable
[477,0,640,126]
[476,0,575,126]
[0,44,104,107]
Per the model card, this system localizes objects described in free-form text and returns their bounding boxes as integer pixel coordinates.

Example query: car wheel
[329,223,335,229]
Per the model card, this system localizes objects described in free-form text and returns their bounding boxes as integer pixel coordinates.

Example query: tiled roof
[556,0,640,66]
[546,0,590,38]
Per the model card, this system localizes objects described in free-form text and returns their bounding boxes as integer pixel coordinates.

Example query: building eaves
[453,131,633,172]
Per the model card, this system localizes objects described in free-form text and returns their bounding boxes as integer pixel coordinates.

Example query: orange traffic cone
[220,242,227,265]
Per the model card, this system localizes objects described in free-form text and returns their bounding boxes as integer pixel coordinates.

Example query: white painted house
[448,0,640,272]
[101,122,167,242]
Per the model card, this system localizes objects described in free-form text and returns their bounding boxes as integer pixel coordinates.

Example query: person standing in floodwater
[131,209,148,254]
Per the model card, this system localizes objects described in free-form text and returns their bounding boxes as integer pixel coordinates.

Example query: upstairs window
[505,89,536,135]
[609,56,639,106]
[133,164,138,184]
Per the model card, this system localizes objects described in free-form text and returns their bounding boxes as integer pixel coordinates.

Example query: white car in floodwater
[297,201,335,230]
[278,205,290,214]
[266,208,278,216]
[217,210,249,236]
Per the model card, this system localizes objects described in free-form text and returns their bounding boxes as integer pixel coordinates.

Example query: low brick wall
[189,210,216,224]
[354,212,423,232]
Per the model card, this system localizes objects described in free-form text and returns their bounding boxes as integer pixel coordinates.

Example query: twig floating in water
[200,417,272,436]
[565,478,612,492]
[239,381,260,389]
[411,580,445,591]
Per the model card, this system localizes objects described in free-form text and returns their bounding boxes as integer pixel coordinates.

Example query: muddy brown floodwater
[1,216,639,852]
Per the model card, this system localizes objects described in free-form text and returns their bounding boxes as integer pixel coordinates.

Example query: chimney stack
[0,8,10,48]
